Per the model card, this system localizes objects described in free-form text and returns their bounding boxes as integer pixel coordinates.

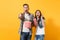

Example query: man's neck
[23,11,30,15]
[24,11,29,13]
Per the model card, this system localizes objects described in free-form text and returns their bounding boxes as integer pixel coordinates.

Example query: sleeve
[32,14,34,22]
[30,14,34,19]
[32,14,34,19]
[18,20,23,34]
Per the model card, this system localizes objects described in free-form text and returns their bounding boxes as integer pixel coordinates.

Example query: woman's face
[36,11,40,16]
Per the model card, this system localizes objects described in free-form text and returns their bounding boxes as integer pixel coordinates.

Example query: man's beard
[24,9,29,12]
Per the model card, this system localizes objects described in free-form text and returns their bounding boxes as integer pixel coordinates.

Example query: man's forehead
[24,5,28,7]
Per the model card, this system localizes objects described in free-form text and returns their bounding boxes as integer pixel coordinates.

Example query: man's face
[23,5,29,12]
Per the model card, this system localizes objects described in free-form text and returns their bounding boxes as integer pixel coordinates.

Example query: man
[18,4,34,40]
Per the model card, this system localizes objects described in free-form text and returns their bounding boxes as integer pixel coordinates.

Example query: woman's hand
[33,18,38,26]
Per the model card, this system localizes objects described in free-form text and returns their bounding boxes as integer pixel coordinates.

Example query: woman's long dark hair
[35,10,42,21]
[35,10,45,24]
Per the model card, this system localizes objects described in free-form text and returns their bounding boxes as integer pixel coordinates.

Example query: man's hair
[23,4,29,7]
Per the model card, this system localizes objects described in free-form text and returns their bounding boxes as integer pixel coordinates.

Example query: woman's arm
[33,18,38,27]
[18,13,24,34]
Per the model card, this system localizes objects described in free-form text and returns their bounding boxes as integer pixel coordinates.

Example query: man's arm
[18,13,23,34]
[18,13,24,20]
[18,20,23,34]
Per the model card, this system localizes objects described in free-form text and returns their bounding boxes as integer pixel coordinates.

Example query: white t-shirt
[22,13,31,32]
[36,26,45,35]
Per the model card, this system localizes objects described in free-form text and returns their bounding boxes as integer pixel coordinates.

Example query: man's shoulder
[29,13,34,16]
[20,12,34,16]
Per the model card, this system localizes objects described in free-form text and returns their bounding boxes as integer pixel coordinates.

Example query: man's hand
[18,29,21,34]
[18,14,24,20]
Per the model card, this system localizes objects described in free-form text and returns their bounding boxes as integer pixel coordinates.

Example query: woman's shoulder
[41,16,45,20]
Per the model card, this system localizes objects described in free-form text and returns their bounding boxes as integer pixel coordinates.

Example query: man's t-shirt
[22,13,33,32]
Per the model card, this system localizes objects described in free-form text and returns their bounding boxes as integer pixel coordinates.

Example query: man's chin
[25,10,28,12]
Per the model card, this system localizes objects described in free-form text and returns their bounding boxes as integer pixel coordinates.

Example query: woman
[34,10,45,40]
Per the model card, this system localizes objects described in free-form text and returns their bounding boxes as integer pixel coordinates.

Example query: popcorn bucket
[23,21,32,29]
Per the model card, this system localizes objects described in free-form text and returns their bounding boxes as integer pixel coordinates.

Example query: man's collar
[23,12,30,15]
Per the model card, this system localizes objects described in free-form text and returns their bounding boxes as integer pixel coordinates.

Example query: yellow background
[0,0,60,40]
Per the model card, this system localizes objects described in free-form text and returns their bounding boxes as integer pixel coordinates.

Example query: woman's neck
[36,16,39,21]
